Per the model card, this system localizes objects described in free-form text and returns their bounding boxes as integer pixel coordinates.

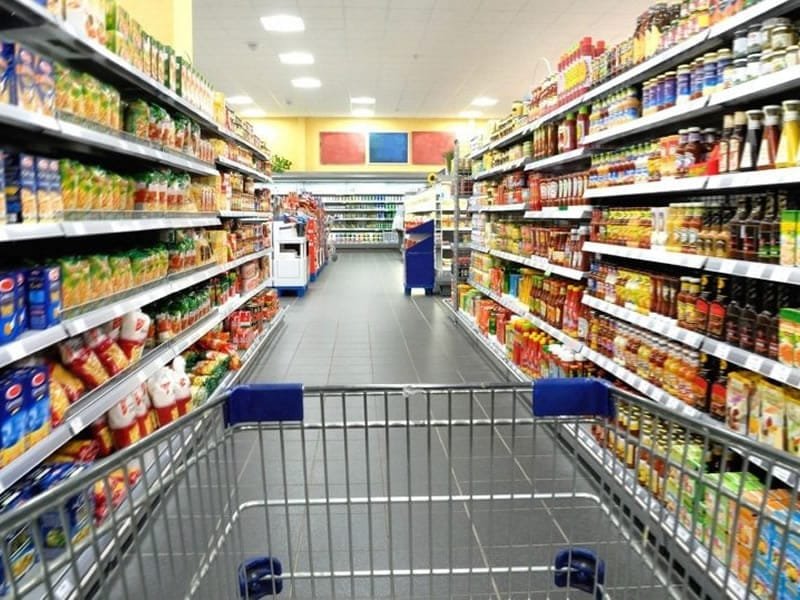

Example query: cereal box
[786,389,800,456]
[0,42,10,105]
[755,379,785,450]
[7,44,39,113]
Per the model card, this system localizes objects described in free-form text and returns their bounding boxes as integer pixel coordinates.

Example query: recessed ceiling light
[471,96,498,107]
[238,108,267,119]
[292,77,321,89]
[350,96,376,105]
[261,14,305,32]
[279,51,314,65]
[460,110,482,118]
[352,108,374,118]
[227,95,253,106]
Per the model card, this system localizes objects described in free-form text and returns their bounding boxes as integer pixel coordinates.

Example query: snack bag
[131,384,155,437]
[87,255,112,300]
[118,310,150,361]
[58,337,110,389]
[83,326,129,376]
[106,395,140,449]
[49,378,69,428]
[50,439,100,463]
[48,362,85,403]
[171,356,193,416]
[147,368,179,427]
[90,418,113,457]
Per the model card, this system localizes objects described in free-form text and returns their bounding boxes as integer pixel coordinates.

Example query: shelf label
[744,355,763,372]
[69,417,84,435]
[770,363,793,383]
[747,263,766,278]
[773,267,793,283]
[715,344,730,360]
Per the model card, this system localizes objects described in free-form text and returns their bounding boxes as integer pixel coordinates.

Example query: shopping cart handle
[553,547,605,600]
[238,556,283,598]
[532,378,614,418]
[226,384,304,426]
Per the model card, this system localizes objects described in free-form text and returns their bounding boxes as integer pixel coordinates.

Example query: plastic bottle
[778,99,800,167]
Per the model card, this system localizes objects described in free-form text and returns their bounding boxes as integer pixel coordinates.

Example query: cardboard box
[4,153,38,223]
[27,265,62,329]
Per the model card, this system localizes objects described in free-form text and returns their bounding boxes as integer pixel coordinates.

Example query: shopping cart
[1,380,798,599]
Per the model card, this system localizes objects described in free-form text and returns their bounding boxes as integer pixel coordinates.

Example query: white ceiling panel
[192,0,656,118]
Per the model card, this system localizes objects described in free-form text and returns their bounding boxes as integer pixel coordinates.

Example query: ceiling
[192,0,656,119]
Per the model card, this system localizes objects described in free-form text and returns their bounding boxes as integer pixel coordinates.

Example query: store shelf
[584,177,708,199]
[327,208,395,213]
[704,256,800,286]
[524,148,589,172]
[468,279,583,352]
[333,218,393,222]
[705,167,800,190]
[218,210,271,219]
[0,101,60,133]
[331,227,391,232]
[470,242,491,253]
[337,243,397,249]
[0,216,221,242]
[582,295,704,348]
[215,157,271,182]
[473,156,530,181]
[0,326,68,370]
[489,248,587,281]
[582,241,708,269]
[582,96,712,146]
[523,205,593,220]
[702,338,800,389]
[479,203,528,213]
[0,222,64,242]
[467,122,535,160]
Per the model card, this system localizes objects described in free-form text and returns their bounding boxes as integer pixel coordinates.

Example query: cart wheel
[238,556,283,598]
[553,548,604,600]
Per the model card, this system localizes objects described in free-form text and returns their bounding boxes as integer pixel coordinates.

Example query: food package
[49,362,85,403]
[49,378,70,428]
[50,439,100,463]
[90,418,114,457]
[83,327,129,376]
[20,366,51,449]
[106,395,141,449]
[0,373,26,468]
[58,256,90,309]
[131,384,156,437]
[147,368,178,427]
[59,337,110,389]
[119,310,150,361]
[171,357,193,416]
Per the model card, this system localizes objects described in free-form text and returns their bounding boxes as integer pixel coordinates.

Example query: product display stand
[404,220,435,296]
[272,221,309,296]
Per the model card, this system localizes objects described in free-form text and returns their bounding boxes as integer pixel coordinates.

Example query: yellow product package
[755,380,785,450]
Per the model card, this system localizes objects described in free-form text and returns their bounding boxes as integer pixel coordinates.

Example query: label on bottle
[719,140,730,173]
[757,138,774,169]
[709,382,727,421]
[739,141,755,170]
[708,304,726,338]
[729,138,741,171]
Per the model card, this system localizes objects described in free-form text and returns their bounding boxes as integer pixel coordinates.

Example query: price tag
[715,344,730,360]
[770,363,793,383]
[745,355,763,372]
[773,466,793,485]
[747,263,766,278]
[773,266,793,283]
[69,417,84,435]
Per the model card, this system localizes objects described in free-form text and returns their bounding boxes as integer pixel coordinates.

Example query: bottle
[709,359,729,422]
[756,105,781,170]
[758,192,778,264]
[728,195,749,259]
[738,279,759,351]
[676,276,691,328]
[719,114,734,173]
[728,111,748,172]
[739,109,764,171]
[724,278,744,346]
[707,276,730,340]
[741,194,765,262]
[576,106,590,145]
[754,281,775,357]
[694,274,714,333]
[692,351,712,411]
[777,99,800,168]
[715,199,735,258]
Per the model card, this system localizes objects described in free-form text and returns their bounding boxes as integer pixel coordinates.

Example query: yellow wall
[250,117,484,172]
[118,0,193,60]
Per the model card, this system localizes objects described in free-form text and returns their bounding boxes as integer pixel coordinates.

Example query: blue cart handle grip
[226,384,304,426]
[532,378,614,418]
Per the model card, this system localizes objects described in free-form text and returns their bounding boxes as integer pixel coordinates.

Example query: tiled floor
[108,251,677,599]
[246,250,505,387]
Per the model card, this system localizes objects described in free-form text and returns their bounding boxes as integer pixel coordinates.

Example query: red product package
[59,337,111,389]
[49,362,86,403]
[107,395,142,450]
[119,311,151,361]
[84,327,130,376]
[91,419,114,456]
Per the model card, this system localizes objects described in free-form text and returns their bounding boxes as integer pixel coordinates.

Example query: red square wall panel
[411,131,455,165]
[320,132,366,165]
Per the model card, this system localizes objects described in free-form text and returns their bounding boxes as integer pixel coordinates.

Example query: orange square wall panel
[320,132,366,165]
[411,131,455,165]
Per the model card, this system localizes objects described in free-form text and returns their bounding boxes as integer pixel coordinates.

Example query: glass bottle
[707,276,730,340]
[728,195,749,259]
[758,192,778,264]
[754,281,775,357]
[777,99,800,168]
[739,109,764,171]
[756,105,781,170]
[692,351,712,411]
[684,127,704,175]
[738,279,759,351]
[719,114,734,173]
[741,193,765,262]
[709,359,729,422]
[694,274,714,333]
[677,276,691,328]
[715,199,735,258]
[728,111,748,172]
[724,278,744,346]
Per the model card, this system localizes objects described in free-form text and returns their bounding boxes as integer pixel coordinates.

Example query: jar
[677,64,692,103]
[663,71,677,108]
[772,49,787,72]
[703,52,718,95]
[761,20,776,52]
[722,61,736,89]
[716,48,732,83]
[761,51,775,76]
[787,45,799,67]
[733,57,748,84]
[691,57,705,99]
[732,29,749,59]
[747,24,762,54]
[771,24,796,50]
[747,52,762,80]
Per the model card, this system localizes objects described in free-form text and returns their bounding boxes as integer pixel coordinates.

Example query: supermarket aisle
[247,250,504,386]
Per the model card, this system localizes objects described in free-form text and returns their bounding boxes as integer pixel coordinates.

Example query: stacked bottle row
[486,221,590,271]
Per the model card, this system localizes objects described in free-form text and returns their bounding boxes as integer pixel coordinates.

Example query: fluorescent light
[279,51,314,65]
[350,96,376,105]
[351,108,374,118]
[226,95,253,106]
[471,96,498,107]
[239,108,267,118]
[460,110,482,118]
[261,14,305,32]
[292,77,321,89]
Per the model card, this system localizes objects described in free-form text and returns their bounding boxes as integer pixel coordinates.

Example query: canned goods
[716,48,732,83]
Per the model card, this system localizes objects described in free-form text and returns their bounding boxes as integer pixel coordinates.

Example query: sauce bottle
[758,192,778,264]
[738,279,759,351]
[709,359,729,422]
[707,276,729,340]
[741,193,765,262]
[692,351,712,411]
[719,114,734,173]
[755,281,775,357]
[728,195,749,259]
[739,109,764,172]
[694,274,714,333]
[676,276,691,328]
[728,111,748,172]
[724,277,744,346]
[576,106,590,145]
[756,105,781,170]
[777,99,800,168]
[715,199,735,258]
